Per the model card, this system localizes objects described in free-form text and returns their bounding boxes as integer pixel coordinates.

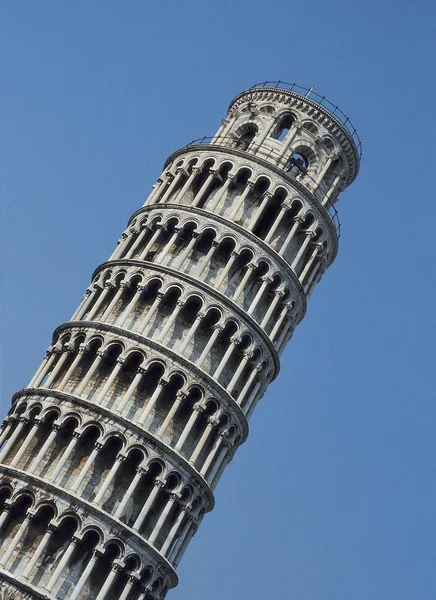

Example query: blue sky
[2,1,436,599]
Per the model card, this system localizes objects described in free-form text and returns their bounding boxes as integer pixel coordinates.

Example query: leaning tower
[0,82,361,600]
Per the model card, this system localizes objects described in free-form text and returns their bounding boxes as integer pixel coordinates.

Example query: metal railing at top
[248,81,362,159]
[176,135,341,238]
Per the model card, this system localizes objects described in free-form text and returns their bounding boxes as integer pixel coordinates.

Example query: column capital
[213,323,224,332]
[136,366,147,376]
[192,402,205,414]
[116,357,125,366]
[230,336,241,346]
[207,417,220,428]
[136,466,148,476]
[154,477,166,489]
[196,311,206,321]
[157,377,169,388]
[293,215,305,224]
[104,281,115,289]
[94,441,104,451]
[176,390,188,402]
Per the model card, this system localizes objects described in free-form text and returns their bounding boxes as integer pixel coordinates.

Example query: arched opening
[233,123,258,150]
[271,114,294,141]
[285,151,309,177]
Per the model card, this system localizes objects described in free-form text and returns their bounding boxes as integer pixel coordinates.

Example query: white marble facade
[0,83,360,600]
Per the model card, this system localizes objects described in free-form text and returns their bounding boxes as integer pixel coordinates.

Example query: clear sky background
[2,2,436,599]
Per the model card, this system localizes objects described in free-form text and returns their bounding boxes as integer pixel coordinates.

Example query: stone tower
[0,82,361,600]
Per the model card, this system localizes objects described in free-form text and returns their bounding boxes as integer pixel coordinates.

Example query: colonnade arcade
[0,83,360,600]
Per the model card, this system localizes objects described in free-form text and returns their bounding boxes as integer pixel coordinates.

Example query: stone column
[28,350,52,387]
[145,177,165,205]
[148,493,180,545]
[322,172,342,205]
[279,216,304,256]
[237,364,262,406]
[114,466,147,519]
[29,424,60,472]
[169,515,193,564]
[252,119,276,152]
[173,167,198,203]
[70,289,93,321]
[174,404,204,452]
[140,292,164,335]
[206,443,230,485]
[70,442,102,492]
[133,478,165,531]
[156,300,184,342]
[156,391,186,438]
[95,561,122,600]
[178,312,204,354]
[196,324,223,368]
[161,505,191,556]
[50,432,80,483]
[94,454,125,504]
[228,180,254,220]
[244,379,265,417]
[0,418,27,463]
[160,168,185,203]
[276,122,302,163]
[172,231,198,269]
[260,290,284,328]
[0,420,13,448]
[137,378,167,426]
[74,351,103,396]
[0,504,11,533]
[156,228,180,263]
[46,537,79,592]
[233,263,256,302]
[206,172,234,211]
[100,283,126,322]
[23,525,54,578]
[195,241,218,277]
[9,419,40,467]
[138,225,162,260]
[227,351,253,394]
[43,349,71,388]
[68,548,101,600]
[291,231,315,270]
[247,276,271,316]
[116,284,145,329]
[117,367,145,415]
[249,191,273,232]
[58,346,85,390]
[299,244,322,283]
[264,203,290,244]
[119,572,141,600]
[215,251,238,289]
[200,429,229,477]
[109,231,129,261]
[86,283,113,321]
[213,337,240,380]
[192,169,216,207]
[304,261,322,294]
[0,512,32,567]
[151,172,173,205]
[93,358,125,405]
[269,303,292,342]
[189,417,218,466]
[315,153,336,187]
[124,226,150,259]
